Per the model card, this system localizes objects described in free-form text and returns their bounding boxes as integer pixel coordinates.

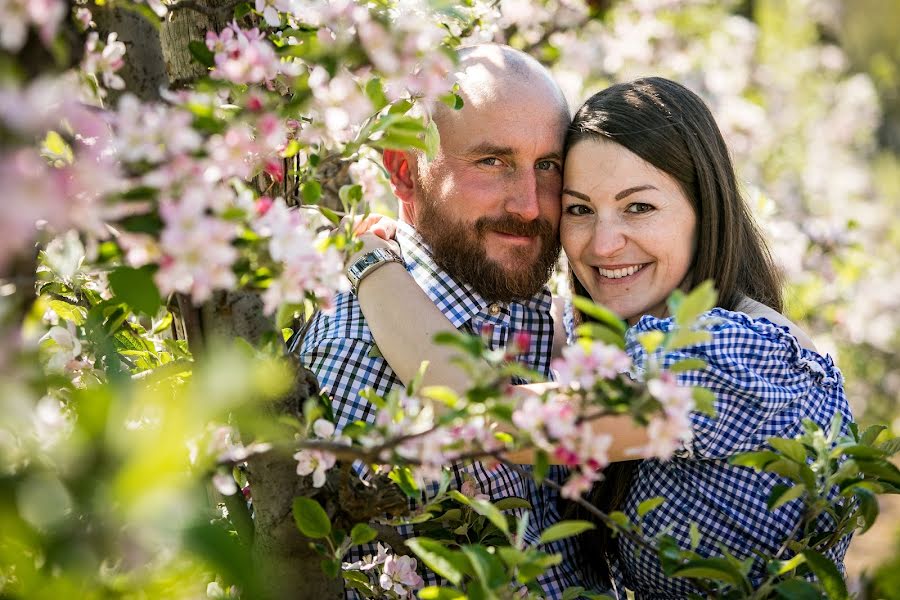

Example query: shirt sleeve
[297,320,401,433]
[625,309,851,460]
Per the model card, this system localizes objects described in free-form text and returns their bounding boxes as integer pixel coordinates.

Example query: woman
[346,78,851,597]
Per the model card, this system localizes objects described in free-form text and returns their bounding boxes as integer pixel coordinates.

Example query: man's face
[413,81,566,302]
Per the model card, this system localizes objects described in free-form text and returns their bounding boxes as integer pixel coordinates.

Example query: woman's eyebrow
[615,184,658,200]
[562,188,590,201]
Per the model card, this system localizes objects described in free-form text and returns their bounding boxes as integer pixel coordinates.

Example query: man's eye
[536,160,560,171]
[565,204,593,216]
[479,157,501,166]
[626,202,654,213]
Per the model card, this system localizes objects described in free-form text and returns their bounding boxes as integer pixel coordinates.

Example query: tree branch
[167,0,245,18]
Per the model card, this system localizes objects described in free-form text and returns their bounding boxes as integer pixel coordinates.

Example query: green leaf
[292,497,331,539]
[561,586,585,600]
[574,322,626,349]
[802,549,848,600]
[855,458,900,486]
[689,522,701,550]
[668,358,707,373]
[533,450,549,485]
[637,496,665,518]
[421,385,460,408]
[389,466,420,498]
[338,184,363,210]
[48,299,87,325]
[772,552,807,576]
[768,437,809,464]
[692,387,717,417]
[365,77,389,110]
[538,520,595,544]
[608,511,630,529]
[448,491,509,535]
[730,450,780,470]
[860,424,887,445]
[637,330,666,354]
[405,538,470,586]
[673,280,716,326]
[571,296,627,335]
[461,544,505,588]
[388,99,414,115]
[418,587,466,600]
[774,579,822,600]
[233,1,253,19]
[767,483,806,511]
[319,205,341,225]
[878,437,900,457]
[492,497,532,512]
[853,487,879,534]
[670,557,747,588]
[108,266,161,316]
[301,181,322,205]
[343,570,375,595]
[665,329,711,351]
[833,444,884,460]
[320,558,340,578]
[423,120,440,161]
[188,40,215,68]
[350,523,377,546]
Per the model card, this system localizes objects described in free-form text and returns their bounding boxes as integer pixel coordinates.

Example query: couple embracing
[292,44,851,599]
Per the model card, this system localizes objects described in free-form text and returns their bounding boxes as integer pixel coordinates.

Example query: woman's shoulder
[733,296,817,352]
[627,306,842,388]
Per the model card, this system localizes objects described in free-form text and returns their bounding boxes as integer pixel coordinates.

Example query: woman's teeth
[597,264,645,279]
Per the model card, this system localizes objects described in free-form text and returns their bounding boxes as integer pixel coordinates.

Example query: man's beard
[416,198,560,303]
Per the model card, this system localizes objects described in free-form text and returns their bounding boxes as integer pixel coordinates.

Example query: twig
[494,456,660,556]
[222,487,255,545]
[167,0,245,17]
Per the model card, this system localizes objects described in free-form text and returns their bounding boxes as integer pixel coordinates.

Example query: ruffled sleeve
[625,308,850,460]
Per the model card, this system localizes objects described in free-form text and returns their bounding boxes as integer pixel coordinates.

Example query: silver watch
[346,247,404,295]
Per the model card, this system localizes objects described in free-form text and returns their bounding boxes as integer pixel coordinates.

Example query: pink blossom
[0,0,66,52]
[552,341,632,390]
[206,22,295,85]
[343,543,390,571]
[74,7,92,30]
[155,196,239,303]
[312,418,335,439]
[82,32,127,94]
[114,95,202,164]
[294,449,336,488]
[379,554,424,595]
[560,472,595,500]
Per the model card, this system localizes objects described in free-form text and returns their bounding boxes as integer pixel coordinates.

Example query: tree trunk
[101,3,346,597]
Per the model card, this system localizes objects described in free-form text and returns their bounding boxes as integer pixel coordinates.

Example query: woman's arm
[352,233,474,392]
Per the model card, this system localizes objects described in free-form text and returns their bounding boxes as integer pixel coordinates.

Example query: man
[293,44,586,597]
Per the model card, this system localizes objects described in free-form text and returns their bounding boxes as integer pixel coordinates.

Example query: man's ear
[383,149,417,212]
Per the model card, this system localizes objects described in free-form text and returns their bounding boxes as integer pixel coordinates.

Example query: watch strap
[347,247,404,295]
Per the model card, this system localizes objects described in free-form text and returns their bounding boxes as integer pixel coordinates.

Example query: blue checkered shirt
[293,221,587,598]
[613,309,853,599]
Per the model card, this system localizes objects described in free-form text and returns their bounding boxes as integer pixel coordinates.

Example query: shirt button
[488,303,501,315]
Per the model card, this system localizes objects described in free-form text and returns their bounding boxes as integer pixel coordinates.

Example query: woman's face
[561,139,697,325]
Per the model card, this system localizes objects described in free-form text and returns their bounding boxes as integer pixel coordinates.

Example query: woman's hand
[341,214,402,267]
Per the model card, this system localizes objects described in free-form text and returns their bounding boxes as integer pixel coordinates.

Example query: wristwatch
[346,247,404,295]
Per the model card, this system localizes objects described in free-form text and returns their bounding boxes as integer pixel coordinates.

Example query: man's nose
[504,170,541,221]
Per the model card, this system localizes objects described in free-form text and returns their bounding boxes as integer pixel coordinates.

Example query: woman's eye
[564,204,593,216]
[626,202,654,214]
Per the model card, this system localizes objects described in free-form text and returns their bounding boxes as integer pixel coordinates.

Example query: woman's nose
[590,220,627,257]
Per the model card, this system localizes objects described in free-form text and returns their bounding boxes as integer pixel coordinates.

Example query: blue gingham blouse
[611,309,853,599]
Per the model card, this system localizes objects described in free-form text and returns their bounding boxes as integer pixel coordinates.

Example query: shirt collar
[396,221,552,328]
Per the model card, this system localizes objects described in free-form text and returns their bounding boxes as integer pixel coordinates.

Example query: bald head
[431,44,570,132]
